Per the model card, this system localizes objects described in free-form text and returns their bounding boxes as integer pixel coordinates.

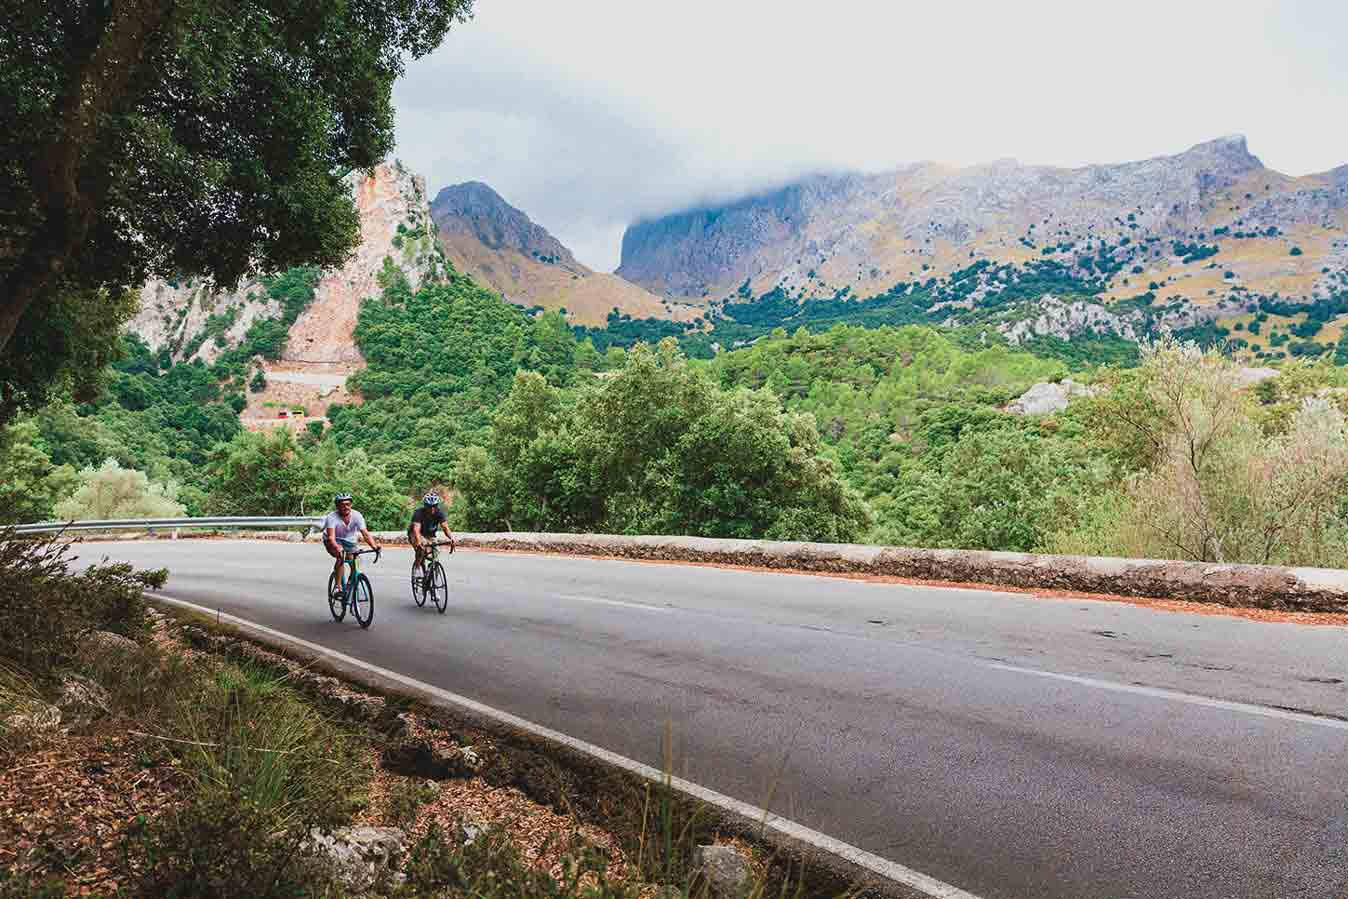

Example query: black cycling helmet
[422,492,441,506]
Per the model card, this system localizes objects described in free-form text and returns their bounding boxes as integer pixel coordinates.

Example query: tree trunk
[0,0,175,352]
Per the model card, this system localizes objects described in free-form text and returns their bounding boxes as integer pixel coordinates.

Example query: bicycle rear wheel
[328,571,346,622]
[430,562,448,614]
[352,574,374,628]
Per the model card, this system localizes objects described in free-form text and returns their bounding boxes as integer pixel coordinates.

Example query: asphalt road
[76,540,1348,899]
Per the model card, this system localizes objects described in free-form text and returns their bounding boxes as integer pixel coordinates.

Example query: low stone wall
[365,531,1348,613]
[89,527,1348,613]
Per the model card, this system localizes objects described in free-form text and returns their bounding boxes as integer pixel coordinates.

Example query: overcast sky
[392,0,1348,271]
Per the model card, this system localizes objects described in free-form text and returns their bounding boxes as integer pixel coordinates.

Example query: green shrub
[111,653,366,896]
[205,420,408,527]
[455,341,872,542]
[53,459,187,520]
[169,660,366,828]
[397,822,640,899]
[0,421,79,524]
[1055,340,1348,565]
[127,792,347,899]
[388,778,439,828]
[0,531,164,680]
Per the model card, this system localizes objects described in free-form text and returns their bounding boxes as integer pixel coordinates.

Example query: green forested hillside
[704,326,1105,549]
[10,266,1348,565]
[326,271,600,492]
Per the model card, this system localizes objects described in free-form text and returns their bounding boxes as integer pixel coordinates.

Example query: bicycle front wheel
[411,564,426,607]
[352,574,374,629]
[430,562,448,614]
[328,571,346,622]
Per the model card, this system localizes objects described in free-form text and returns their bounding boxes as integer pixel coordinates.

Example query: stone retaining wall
[79,527,1348,613]
[361,531,1348,614]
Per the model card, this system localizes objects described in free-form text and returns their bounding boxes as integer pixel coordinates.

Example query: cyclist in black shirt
[408,493,453,579]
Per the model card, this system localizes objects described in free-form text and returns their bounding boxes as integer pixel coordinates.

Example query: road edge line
[146,591,986,899]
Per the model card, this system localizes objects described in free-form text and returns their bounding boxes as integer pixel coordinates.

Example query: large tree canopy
[0,0,472,423]
[454,340,875,542]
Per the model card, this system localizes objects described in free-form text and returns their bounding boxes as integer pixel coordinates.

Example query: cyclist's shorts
[336,537,357,553]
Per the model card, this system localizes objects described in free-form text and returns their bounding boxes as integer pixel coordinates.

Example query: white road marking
[146,592,986,899]
[557,593,670,612]
[986,661,1348,731]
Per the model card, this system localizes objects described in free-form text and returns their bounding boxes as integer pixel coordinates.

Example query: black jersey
[409,505,446,538]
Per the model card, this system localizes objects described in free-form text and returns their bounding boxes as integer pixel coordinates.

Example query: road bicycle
[410,539,454,614]
[328,546,381,628]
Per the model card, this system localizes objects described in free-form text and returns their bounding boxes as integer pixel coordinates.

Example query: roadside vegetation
[0,531,835,897]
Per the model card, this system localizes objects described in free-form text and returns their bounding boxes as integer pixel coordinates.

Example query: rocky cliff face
[130,275,277,366]
[617,173,864,298]
[128,160,444,428]
[285,162,439,367]
[617,137,1348,333]
[430,181,700,326]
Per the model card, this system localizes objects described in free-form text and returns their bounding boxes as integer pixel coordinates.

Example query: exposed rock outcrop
[127,160,445,430]
[432,181,579,270]
[691,844,754,899]
[284,162,439,368]
[307,826,406,892]
[1000,296,1143,345]
[1005,379,1097,415]
[55,674,111,726]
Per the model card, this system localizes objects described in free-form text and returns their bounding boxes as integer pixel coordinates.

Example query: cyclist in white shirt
[323,493,381,589]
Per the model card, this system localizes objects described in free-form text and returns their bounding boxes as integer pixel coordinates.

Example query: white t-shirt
[323,510,367,543]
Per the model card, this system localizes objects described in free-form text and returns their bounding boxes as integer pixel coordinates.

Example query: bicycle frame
[340,547,380,598]
[414,538,454,574]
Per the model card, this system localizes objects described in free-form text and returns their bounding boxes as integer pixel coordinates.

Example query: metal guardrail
[8,516,323,536]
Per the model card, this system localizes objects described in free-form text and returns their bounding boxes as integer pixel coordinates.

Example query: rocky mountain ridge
[619,136,1345,299]
[617,136,1348,359]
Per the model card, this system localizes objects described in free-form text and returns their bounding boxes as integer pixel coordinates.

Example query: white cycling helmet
[422,493,441,506]
[334,492,353,504]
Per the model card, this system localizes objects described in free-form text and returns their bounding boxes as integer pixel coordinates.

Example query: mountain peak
[431,182,577,266]
[433,180,506,206]
[1177,133,1262,172]
[428,180,690,326]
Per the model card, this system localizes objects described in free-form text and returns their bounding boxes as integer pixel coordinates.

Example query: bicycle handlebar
[346,547,381,562]
[428,539,455,553]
